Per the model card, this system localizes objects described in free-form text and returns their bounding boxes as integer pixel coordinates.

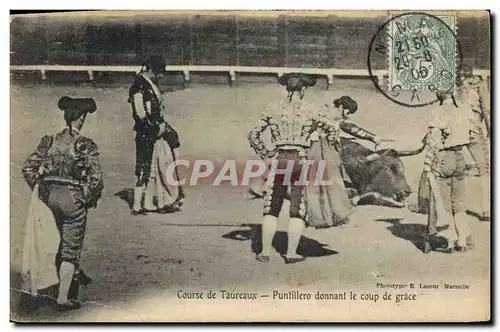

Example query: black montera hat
[58,96,97,135]
[333,96,358,113]
[144,55,167,74]
[278,73,317,92]
[58,96,97,114]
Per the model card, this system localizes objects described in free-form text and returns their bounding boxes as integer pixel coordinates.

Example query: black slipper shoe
[131,209,146,215]
[283,255,306,264]
[56,299,82,312]
[175,195,185,207]
[158,205,181,214]
[256,254,270,263]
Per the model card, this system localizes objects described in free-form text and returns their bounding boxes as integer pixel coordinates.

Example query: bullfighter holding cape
[21,96,103,311]
[128,55,184,215]
[306,95,382,227]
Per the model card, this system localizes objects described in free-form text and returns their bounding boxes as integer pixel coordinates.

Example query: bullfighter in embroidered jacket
[247,73,340,264]
[128,55,183,215]
[306,95,381,228]
[22,96,103,311]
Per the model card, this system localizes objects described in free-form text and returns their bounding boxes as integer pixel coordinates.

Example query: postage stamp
[387,13,457,94]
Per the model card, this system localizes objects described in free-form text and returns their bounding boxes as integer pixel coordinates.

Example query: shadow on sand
[115,188,134,210]
[10,269,60,321]
[114,188,183,213]
[222,225,338,257]
[375,218,448,252]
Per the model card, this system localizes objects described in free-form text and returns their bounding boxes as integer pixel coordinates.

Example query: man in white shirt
[422,91,473,253]
[457,65,490,221]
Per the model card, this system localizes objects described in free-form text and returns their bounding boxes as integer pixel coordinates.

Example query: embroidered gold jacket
[248,99,339,159]
[22,128,104,208]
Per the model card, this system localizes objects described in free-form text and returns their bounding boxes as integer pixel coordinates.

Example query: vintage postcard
[9,9,491,322]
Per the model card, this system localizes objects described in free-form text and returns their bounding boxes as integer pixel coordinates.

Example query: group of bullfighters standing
[246,66,490,263]
[18,54,490,312]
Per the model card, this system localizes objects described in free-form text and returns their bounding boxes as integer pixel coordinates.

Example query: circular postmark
[368,12,463,107]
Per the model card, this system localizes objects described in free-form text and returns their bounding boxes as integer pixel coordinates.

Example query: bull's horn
[366,153,381,162]
[396,142,426,157]
[396,133,428,156]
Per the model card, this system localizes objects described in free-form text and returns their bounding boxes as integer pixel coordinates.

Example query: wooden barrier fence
[9,64,491,90]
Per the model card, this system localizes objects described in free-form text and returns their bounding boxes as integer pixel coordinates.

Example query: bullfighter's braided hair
[334,96,358,114]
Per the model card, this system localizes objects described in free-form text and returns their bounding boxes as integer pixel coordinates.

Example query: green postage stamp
[388,13,457,93]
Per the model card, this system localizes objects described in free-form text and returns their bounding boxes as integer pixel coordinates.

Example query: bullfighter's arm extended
[21,135,53,190]
[248,116,272,159]
[340,121,378,143]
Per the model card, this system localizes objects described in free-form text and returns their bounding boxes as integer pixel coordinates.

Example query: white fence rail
[10,65,491,89]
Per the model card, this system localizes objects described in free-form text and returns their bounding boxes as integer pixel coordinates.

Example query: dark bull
[340,137,425,207]
[248,137,425,208]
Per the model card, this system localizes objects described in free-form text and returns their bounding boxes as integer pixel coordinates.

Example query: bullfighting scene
[9,11,491,323]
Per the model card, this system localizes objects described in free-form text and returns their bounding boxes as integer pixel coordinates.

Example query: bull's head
[363,142,425,203]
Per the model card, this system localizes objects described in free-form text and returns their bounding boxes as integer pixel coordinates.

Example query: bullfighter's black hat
[333,96,358,113]
[278,73,317,92]
[58,96,97,114]
[58,96,97,135]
